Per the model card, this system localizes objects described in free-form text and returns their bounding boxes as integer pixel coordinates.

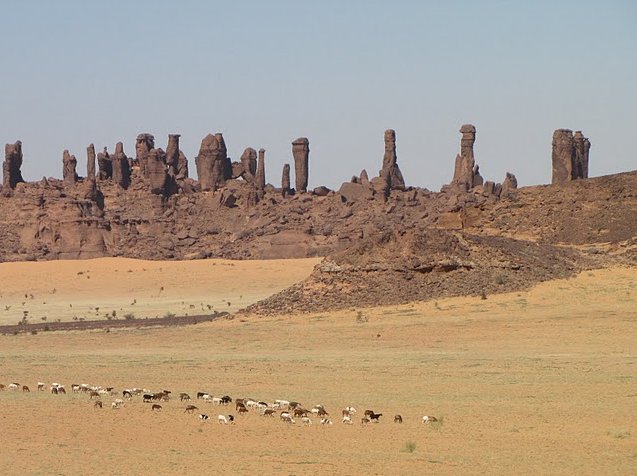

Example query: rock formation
[135,133,155,177]
[552,129,590,184]
[256,148,266,191]
[573,131,590,180]
[147,148,168,195]
[87,144,96,180]
[111,142,130,189]
[62,150,78,186]
[501,172,518,196]
[292,137,310,193]
[3,141,24,195]
[380,129,405,190]
[282,163,291,197]
[195,133,229,192]
[452,124,476,190]
[240,147,257,180]
[166,134,180,177]
[176,151,188,180]
[97,147,112,180]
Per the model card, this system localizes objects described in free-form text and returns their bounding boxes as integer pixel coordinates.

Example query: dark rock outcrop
[196,133,229,192]
[148,148,168,195]
[3,141,24,195]
[112,142,131,189]
[452,124,476,190]
[97,147,112,181]
[240,147,257,180]
[380,129,405,190]
[256,148,266,191]
[501,172,518,196]
[62,150,78,186]
[166,134,180,177]
[87,144,96,180]
[135,133,155,177]
[282,163,291,197]
[552,129,590,184]
[292,137,309,193]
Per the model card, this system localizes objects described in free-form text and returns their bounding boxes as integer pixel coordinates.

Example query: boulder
[339,182,374,203]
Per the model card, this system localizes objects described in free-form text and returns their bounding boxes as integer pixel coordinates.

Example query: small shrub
[31,329,38,335]
[356,311,368,323]
[495,274,506,286]
[163,311,176,319]
[402,441,416,453]
[112,310,117,318]
[480,291,487,300]
[123,313,135,320]
[43,325,50,332]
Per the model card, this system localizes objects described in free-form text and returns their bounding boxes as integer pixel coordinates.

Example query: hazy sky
[1,1,635,191]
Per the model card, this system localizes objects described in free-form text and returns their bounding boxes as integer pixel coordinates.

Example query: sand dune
[0,257,321,326]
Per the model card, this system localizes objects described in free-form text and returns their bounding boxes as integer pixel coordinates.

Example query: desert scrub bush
[402,441,416,453]
[123,313,135,320]
[163,311,176,319]
[356,311,368,323]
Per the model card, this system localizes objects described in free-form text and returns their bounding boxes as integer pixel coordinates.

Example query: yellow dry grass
[0,257,321,325]
[0,265,636,475]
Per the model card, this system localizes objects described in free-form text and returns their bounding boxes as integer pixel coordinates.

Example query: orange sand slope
[0,257,321,325]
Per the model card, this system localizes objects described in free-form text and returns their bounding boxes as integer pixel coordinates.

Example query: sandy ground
[0,257,321,325]
[0,266,636,475]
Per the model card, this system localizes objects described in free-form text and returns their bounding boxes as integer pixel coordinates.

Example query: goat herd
[0,381,441,429]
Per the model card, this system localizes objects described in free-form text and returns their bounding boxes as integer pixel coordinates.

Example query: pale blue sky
[1,0,635,190]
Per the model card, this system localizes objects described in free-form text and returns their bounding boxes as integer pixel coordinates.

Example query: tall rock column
[2,141,24,195]
[292,137,309,192]
[112,142,130,189]
[147,148,168,195]
[97,147,112,180]
[281,163,291,197]
[195,133,229,192]
[256,148,266,191]
[452,124,476,190]
[380,129,405,190]
[87,144,96,180]
[166,134,180,177]
[176,151,189,180]
[135,133,155,177]
[62,150,78,185]
[552,129,576,184]
[573,131,590,180]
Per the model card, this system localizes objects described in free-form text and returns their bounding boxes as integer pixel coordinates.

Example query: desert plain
[0,259,635,475]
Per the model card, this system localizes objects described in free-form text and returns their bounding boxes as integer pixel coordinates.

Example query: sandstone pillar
[292,137,309,192]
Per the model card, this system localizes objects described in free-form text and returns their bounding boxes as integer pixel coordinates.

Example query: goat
[301,416,312,426]
[89,391,100,399]
[22,385,30,392]
[237,404,249,415]
[151,404,162,412]
[220,395,232,405]
[320,418,333,426]
[57,386,66,395]
[280,413,295,424]
[212,397,222,405]
[8,383,19,391]
[361,416,371,425]
[179,392,191,401]
[236,401,247,412]
[342,415,353,425]
[293,407,309,418]
[94,401,103,408]
[37,382,45,391]
[199,414,209,422]
[196,392,207,399]
[262,408,276,417]
[123,390,133,399]
[184,405,198,413]
[0,384,5,391]
[111,402,120,409]
[364,410,382,422]
[394,414,403,424]
[422,416,438,424]
[218,414,235,424]
[143,394,154,403]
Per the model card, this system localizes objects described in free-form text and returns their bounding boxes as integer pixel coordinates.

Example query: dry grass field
[0,265,636,475]
[0,257,321,326]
